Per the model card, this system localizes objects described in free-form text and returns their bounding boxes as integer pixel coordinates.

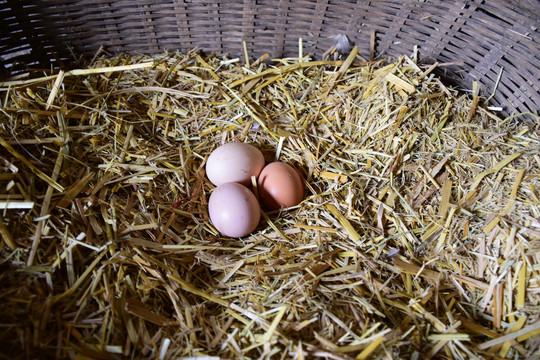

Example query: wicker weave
[1,0,539,119]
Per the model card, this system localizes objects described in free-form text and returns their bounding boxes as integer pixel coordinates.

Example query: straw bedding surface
[0,47,539,359]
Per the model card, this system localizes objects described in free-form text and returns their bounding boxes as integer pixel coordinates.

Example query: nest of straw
[0,46,539,359]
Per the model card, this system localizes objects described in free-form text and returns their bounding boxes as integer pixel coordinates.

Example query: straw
[0,47,538,359]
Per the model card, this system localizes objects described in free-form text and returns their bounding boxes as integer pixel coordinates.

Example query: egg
[258,162,304,210]
[208,182,261,237]
[206,142,265,186]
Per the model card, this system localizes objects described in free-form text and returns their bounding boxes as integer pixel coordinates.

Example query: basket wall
[1,0,539,119]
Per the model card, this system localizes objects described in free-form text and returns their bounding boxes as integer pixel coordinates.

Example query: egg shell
[258,162,304,210]
[208,182,261,238]
[206,142,265,186]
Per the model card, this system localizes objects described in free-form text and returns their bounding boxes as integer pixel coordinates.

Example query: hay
[0,44,539,359]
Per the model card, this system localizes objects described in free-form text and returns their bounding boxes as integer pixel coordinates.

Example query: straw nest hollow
[0,44,539,359]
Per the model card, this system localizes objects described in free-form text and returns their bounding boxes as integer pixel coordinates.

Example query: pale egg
[208,182,260,237]
[206,142,265,186]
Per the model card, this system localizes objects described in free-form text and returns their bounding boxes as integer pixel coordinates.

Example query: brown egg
[258,162,304,210]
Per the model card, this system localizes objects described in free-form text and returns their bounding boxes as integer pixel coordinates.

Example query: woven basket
[1,0,539,120]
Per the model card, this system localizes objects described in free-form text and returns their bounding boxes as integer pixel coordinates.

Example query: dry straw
[0,42,539,359]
